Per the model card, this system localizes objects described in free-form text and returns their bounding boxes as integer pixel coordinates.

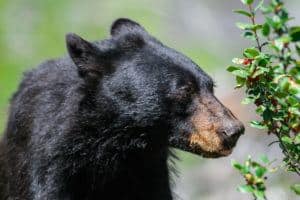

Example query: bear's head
[66,18,244,158]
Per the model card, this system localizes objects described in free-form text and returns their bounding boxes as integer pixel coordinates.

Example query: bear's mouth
[168,131,235,158]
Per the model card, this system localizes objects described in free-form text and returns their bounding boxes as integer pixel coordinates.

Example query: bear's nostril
[219,127,241,138]
[222,131,228,136]
[225,122,245,137]
[218,122,244,148]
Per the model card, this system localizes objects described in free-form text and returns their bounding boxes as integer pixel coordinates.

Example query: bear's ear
[110,18,146,37]
[66,33,107,78]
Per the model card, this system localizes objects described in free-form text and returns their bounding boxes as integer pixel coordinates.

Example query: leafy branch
[228,0,300,198]
[232,155,275,200]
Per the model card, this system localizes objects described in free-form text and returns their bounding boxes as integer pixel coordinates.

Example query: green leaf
[289,26,300,42]
[260,5,273,14]
[236,76,246,88]
[236,23,262,31]
[295,134,300,144]
[227,66,240,72]
[273,15,282,27]
[236,22,252,30]
[257,182,266,191]
[282,125,290,133]
[249,63,256,73]
[253,24,263,31]
[231,160,243,170]
[259,155,270,164]
[241,97,253,105]
[255,166,267,177]
[291,184,300,195]
[278,77,290,92]
[266,16,281,30]
[252,67,269,78]
[234,9,252,17]
[280,36,292,43]
[274,37,291,51]
[243,31,256,40]
[262,108,273,121]
[271,0,280,6]
[253,190,266,200]
[257,58,269,67]
[241,0,254,5]
[232,69,249,78]
[255,0,264,12]
[296,43,300,56]
[288,107,300,116]
[244,48,260,58]
[262,23,270,36]
[256,105,266,114]
[237,185,254,193]
[274,39,284,51]
[289,87,300,99]
[287,96,299,106]
[281,136,293,145]
[250,121,267,129]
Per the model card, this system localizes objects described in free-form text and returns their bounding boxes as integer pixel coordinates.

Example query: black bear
[0,18,244,200]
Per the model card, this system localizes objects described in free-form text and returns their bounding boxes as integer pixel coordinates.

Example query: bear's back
[0,57,85,199]
[15,57,79,101]
[7,57,81,136]
[6,56,86,144]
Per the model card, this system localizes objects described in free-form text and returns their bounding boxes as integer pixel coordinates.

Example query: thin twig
[268,140,279,147]
[248,4,262,52]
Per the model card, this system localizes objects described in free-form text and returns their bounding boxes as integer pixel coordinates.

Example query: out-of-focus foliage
[1,0,299,199]
[0,0,158,133]
[0,0,221,134]
[228,0,300,198]
[232,155,274,200]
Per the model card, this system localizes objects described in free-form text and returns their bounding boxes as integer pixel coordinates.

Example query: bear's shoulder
[23,56,79,87]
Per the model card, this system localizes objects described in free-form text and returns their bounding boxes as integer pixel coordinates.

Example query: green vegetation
[1,0,298,198]
[0,0,221,134]
[232,155,274,200]
[228,0,300,199]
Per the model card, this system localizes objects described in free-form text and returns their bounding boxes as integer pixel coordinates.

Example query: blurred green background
[0,0,225,134]
[0,0,299,199]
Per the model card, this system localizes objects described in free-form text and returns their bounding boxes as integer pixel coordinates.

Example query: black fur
[0,18,243,200]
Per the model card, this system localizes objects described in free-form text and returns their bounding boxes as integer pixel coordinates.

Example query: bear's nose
[218,121,245,148]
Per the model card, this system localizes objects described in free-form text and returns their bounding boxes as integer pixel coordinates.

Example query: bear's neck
[64,95,173,199]
[65,145,173,200]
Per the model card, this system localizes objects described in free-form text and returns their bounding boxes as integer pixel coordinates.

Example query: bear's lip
[198,148,233,158]
[168,133,235,158]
